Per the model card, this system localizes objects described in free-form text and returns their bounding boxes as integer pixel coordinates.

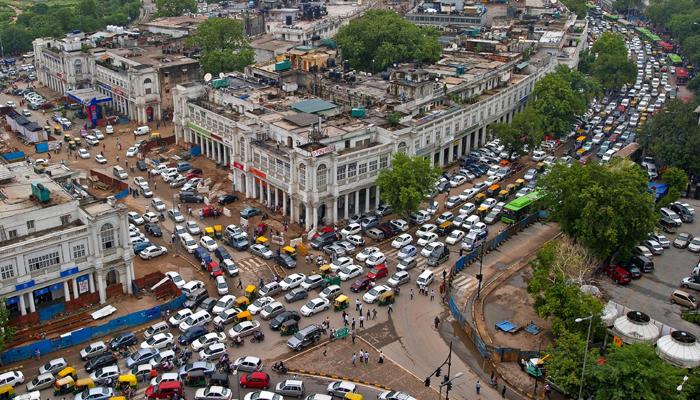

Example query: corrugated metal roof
[292,99,337,114]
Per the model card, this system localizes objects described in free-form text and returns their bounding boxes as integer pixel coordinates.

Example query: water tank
[275,59,291,71]
[351,108,366,118]
[31,182,51,203]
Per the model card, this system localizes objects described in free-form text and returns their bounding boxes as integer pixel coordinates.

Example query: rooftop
[0,163,74,220]
[141,15,208,29]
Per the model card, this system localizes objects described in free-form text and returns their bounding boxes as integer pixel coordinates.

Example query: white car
[151,198,166,212]
[139,246,167,260]
[260,301,285,320]
[143,212,159,223]
[421,241,444,258]
[339,265,364,281]
[346,234,365,247]
[250,244,273,259]
[0,371,24,387]
[387,271,410,288]
[327,381,357,398]
[105,125,114,134]
[78,148,90,159]
[280,273,306,291]
[416,224,437,239]
[341,223,362,238]
[390,219,409,232]
[191,332,227,351]
[198,343,228,362]
[195,385,233,400]
[436,212,454,225]
[95,154,107,164]
[85,135,99,146]
[688,238,700,253]
[247,296,274,315]
[200,236,218,251]
[459,188,478,202]
[128,211,145,225]
[186,221,202,235]
[300,297,330,316]
[363,285,391,303]
[165,271,186,289]
[168,308,192,326]
[212,295,236,315]
[140,333,173,350]
[355,247,379,263]
[126,147,138,157]
[417,232,438,247]
[459,203,476,215]
[365,252,386,267]
[391,234,413,249]
[181,280,204,296]
[93,130,104,140]
[330,256,353,272]
[228,320,261,339]
[633,245,653,258]
[445,229,465,245]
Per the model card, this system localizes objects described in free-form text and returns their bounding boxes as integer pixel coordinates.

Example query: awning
[669,54,683,64]
[516,62,529,70]
[66,88,112,106]
[676,67,688,78]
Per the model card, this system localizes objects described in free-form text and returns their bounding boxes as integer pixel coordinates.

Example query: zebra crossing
[235,256,285,278]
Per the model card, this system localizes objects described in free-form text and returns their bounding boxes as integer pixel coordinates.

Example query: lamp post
[476,244,484,299]
[575,315,593,400]
[677,375,689,393]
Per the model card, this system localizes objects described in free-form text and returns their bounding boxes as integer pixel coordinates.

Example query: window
[347,162,357,178]
[299,164,306,189]
[0,264,14,280]
[316,164,328,190]
[74,60,83,75]
[27,220,34,230]
[397,142,407,154]
[28,251,61,272]
[380,156,388,169]
[100,223,115,250]
[61,215,71,225]
[358,163,367,175]
[145,88,152,95]
[337,165,346,181]
[8,230,16,239]
[369,160,377,172]
[73,243,87,259]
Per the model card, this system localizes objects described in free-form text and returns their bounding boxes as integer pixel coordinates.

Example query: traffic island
[283,336,441,399]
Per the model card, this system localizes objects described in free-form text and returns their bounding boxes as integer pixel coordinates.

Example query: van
[179,234,198,253]
[671,290,697,310]
[462,215,480,231]
[134,126,150,136]
[113,166,128,180]
[366,228,386,241]
[144,322,169,340]
[416,270,434,287]
[146,381,183,400]
[287,324,322,351]
[427,245,449,266]
[630,255,654,273]
[178,310,211,332]
[660,208,682,226]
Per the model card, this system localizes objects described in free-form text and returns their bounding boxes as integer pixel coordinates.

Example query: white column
[125,262,134,294]
[19,294,26,316]
[344,194,349,220]
[28,292,36,313]
[72,279,79,299]
[97,272,106,304]
[266,184,272,207]
[375,187,381,208]
[282,192,288,216]
[304,206,311,231]
[89,273,96,293]
[332,199,338,224]
[354,191,360,215]
[365,188,371,211]
[312,205,318,228]
[63,281,71,302]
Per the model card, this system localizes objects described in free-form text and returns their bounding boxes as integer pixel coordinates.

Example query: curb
[287,367,394,391]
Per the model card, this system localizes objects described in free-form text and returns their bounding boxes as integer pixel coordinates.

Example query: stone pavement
[284,336,441,399]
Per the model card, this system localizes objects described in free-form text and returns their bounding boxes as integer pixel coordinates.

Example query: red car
[605,265,631,285]
[367,264,388,280]
[207,261,223,277]
[186,169,203,180]
[240,371,270,389]
[351,277,373,293]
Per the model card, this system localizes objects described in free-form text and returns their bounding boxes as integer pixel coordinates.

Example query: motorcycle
[250,330,265,343]
[272,362,288,374]
[232,336,244,347]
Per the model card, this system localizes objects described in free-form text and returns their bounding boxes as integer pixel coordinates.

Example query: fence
[1,294,187,365]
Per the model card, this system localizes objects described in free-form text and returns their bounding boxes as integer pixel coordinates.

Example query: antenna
[219,72,225,78]
[204,73,212,82]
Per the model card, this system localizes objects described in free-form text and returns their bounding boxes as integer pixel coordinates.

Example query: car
[364,251,385,266]
[126,147,138,157]
[355,247,380,263]
[377,391,417,400]
[689,238,700,253]
[649,233,670,249]
[360,216,379,231]
[300,297,330,316]
[144,223,162,236]
[339,265,364,281]
[200,236,218,251]
[150,198,166,212]
[95,154,107,164]
[449,175,467,187]
[417,232,438,247]
[233,356,263,373]
[75,387,113,400]
[141,333,174,350]
[248,296,275,315]
[397,245,417,259]
[185,221,202,236]
[164,271,186,289]
[222,259,238,277]
[436,212,454,224]
[195,383,233,400]
[642,240,664,255]
[168,209,185,222]
[284,288,309,303]
[605,265,632,285]
[300,274,324,291]
[345,234,365,247]
[673,232,693,248]
[80,341,107,360]
[260,302,286,320]
[242,391,281,400]
[25,373,54,392]
[421,241,444,258]
[169,308,193,327]
[367,264,388,280]
[191,332,227,351]
[217,194,238,205]
[416,224,437,239]
[459,202,476,215]
[275,253,297,269]
[446,229,465,245]
[125,347,160,368]
[327,381,357,397]
[143,212,160,223]
[212,295,236,315]
[363,285,391,303]
[239,371,270,390]
[258,281,281,298]
[250,244,273,259]
[178,326,208,345]
[6,101,15,107]
[329,257,353,272]
[387,271,410,288]
[280,273,306,291]
[139,245,167,260]
[269,311,302,330]
[341,223,362,238]
[178,361,216,378]
[39,358,67,375]
[350,276,373,293]
[390,219,409,232]
[127,212,145,225]
[391,233,413,249]
[240,207,261,218]
[78,148,90,159]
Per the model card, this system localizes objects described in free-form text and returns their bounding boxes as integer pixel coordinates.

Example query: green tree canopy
[560,0,587,18]
[554,64,601,102]
[155,0,196,17]
[489,106,544,156]
[577,49,595,75]
[377,153,441,218]
[545,329,599,397]
[530,71,586,137]
[640,99,700,175]
[613,0,644,13]
[537,160,657,259]
[658,167,688,207]
[590,33,636,91]
[188,18,254,75]
[647,0,696,26]
[335,10,441,73]
[0,301,14,353]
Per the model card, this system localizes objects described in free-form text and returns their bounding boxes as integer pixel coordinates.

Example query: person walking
[410,288,414,300]
[434,315,440,329]
[351,353,357,366]
[476,381,481,395]
[544,383,552,399]
[501,385,506,398]
[359,348,364,363]
[372,309,377,320]
[430,289,435,301]
[343,314,349,327]
[351,318,356,330]
[387,303,393,315]
[366,309,371,320]
[351,330,356,344]
[363,351,369,364]
[378,350,384,364]
[355,299,361,312]
[359,315,365,328]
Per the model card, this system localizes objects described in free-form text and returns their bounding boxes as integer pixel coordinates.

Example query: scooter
[250,330,265,343]
[272,362,288,374]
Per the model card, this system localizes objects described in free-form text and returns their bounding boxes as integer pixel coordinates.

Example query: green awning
[669,54,683,64]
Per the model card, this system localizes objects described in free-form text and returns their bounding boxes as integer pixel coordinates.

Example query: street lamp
[575,315,593,400]
[677,375,689,392]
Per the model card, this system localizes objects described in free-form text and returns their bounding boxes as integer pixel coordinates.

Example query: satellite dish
[219,72,225,78]
[204,73,212,82]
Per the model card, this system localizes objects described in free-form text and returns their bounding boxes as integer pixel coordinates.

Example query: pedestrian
[430,289,435,301]
[351,353,357,366]
[355,298,360,311]
[434,315,440,329]
[363,351,369,364]
[344,314,349,326]
[359,315,364,328]
[545,383,551,399]
[351,317,356,330]
[351,330,356,344]
[237,279,243,289]
[387,303,393,315]
[366,309,371,320]
[358,302,362,314]
[501,385,506,398]
[171,233,176,244]
[323,344,327,357]
[378,350,384,364]
[325,316,330,329]
[372,309,377,320]
[35,348,40,360]
[443,269,447,280]
[490,371,495,385]
[476,381,481,395]
[410,288,414,300]
[359,348,364,363]
[493,375,498,388]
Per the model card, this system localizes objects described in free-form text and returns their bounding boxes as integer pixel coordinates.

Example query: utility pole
[424,342,464,400]
[476,244,484,299]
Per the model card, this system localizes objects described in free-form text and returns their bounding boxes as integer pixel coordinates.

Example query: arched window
[316,164,327,190]
[143,78,153,95]
[397,142,407,153]
[100,223,115,250]
[143,78,152,85]
[299,164,306,189]
[74,60,83,75]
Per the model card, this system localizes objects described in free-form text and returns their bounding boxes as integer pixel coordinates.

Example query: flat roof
[67,88,112,105]
[292,99,337,114]
[0,163,74,220]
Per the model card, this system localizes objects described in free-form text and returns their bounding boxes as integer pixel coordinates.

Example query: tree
[510,106,544,152]
[387,112,402,127]
[640,99,700,175]
[537,160,657,259]
[554,64,601,102]
[590,33,636,92]
[613,0,643,13]
[647,0,696,26]
[188,18,254,75]
[156,0,196,17]
[530,72,586,137]
[0,301,14,353]
[560,0,587,18]
[658,167,688,207]
[0,24,32,54]
[589,344,691,400]
[577,49,595,75]
[489,122,522,157]
[335,10,441,73]
[545,329,599,397]
[377,153,441,218]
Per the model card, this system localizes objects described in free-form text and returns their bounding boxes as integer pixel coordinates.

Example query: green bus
[501,191,544,224]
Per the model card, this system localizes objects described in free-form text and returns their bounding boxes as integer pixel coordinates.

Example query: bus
[501,191,544,224]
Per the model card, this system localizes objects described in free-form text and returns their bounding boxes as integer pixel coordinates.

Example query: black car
[137,160,148,171]
[85,352,117,372]
[197,297,218,314]
[144,223,162,237]
[618,262,642,279]
[214,247,231,262]
[218,194,238,205]
[275,254,297,269]
[269,311,301,330]
[310,232,337,250]
[178,326,208,345]
[180,193,205,203]
[436,180,450,193]
[109,331,137,351]
[284,288,308,303]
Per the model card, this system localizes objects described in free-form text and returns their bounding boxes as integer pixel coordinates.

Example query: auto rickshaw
[280,319,299,336]
[150,132,161,141]
[53,376,75,396]
[184,371,207,387]
[64,133,72,142]
[204,226,215,237]
[477,205,490,217]
[68,140,76,150]
[334,295,349,311]
[345,393,364,400]
[498,189,510,201]
[486,184,501,197]
[536,162,546,172]
[234,296,250,310]
[245,284,258,301]
[378,290,395,306]
[235,310,253,323]
[54,125,62,135]
[57,366,78,380]
[323,274,341,288]
[209,373,229,388]
[506,183,516,194]
[474,193,486,204]
[73,137,82,147]
[109,397,127,400]
[319,264,332,276]
[74,378,95,394]
[256,236,269,246]
[214,225,223,239]
[514,178,525,189]
[282,246,297,259]
[0,385,14,400]
[117,374,137,392]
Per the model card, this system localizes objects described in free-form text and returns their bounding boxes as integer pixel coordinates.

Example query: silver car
[26,373,54,391]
